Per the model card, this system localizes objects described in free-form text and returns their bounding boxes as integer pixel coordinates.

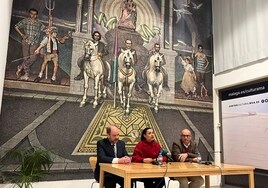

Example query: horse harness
[84,54,105,73]
[120,68,134,85]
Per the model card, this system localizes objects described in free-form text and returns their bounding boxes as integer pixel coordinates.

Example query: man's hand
[34,49,40,55]
[178,153,188,162]
[118,156,131,164]
[22,34,28,41]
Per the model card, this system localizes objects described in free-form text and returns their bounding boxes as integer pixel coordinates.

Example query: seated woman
[131,127,166,188]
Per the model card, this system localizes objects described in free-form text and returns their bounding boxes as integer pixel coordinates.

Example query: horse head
[120,49,135,69]
[82,40,98,60]
[150,53,163,73]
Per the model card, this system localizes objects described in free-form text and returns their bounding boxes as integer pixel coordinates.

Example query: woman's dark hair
[141,127,151,141]
[92,31,101,40]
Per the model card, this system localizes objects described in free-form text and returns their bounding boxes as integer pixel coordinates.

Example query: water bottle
[157,152,163,165]
[196,152,202,163]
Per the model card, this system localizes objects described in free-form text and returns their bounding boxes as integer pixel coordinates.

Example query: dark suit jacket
[94,138,129,181]
[97,41,108,56]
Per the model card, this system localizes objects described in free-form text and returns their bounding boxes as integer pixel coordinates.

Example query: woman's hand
[143,158,153,163]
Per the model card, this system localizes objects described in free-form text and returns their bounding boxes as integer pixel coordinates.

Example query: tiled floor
[5,67,70,86]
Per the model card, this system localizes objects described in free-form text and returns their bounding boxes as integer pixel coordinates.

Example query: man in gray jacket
[171,128,204,188]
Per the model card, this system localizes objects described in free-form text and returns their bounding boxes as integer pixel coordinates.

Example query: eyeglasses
[181,135,191,137]
[126,42,132,44]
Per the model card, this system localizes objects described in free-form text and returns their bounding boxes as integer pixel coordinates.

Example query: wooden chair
[89,156,98,188]
[89,156,141,188]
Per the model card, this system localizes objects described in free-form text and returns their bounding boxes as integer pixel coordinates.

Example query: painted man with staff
[33,0,72,85]
[15,8,46,81]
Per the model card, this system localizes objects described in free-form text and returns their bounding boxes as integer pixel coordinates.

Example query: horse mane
[118,52,125,69]
[83,39,94,46]
[149,55,155,66]
[83,39,98,56]
[149,53,163,68]
[118,49,134,69]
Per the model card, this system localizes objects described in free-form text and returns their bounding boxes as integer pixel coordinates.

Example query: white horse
[80,40,108,108]
[144,53,164,113]
[117,49,136,114]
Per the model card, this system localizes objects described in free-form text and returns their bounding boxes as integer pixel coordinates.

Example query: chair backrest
[89,156,97,172]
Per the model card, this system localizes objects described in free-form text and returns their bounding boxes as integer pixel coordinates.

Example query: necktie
[113,144,117,158]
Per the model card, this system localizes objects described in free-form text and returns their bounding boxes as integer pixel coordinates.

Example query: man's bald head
[107,125,120,144]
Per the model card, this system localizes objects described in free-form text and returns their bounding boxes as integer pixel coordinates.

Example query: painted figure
[74,31,110,86]
[178,55,196,97]
[143,51,165,113]
[144,43,169,90]
[118,0,137,30]
[119,39,137,62]
[15,8,46,81]
[117,48,136,114]
[193,44,209,97]
[119,39,142,92]
[95,125,131,188]
[80,39,110,108]
[171,128,204,188]
[34,27,62,84]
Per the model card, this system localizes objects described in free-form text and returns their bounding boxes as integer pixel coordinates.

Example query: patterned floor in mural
[72,101,170,155]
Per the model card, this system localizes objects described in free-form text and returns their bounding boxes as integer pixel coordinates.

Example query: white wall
[213,0,268,74]
[0,0,13,113]
[213,59,268,90]
[212,1,268,186]
[212,59,268,160]
[212,0,268,169]
[211,55,268,187]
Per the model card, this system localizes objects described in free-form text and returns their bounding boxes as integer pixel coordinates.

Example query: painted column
[76,0,83,32]
[0,0,13,113]
[71,0,94,95]
[169,0,173,49]
[160,0,165,48]
[87,0,94,34]
[159,0,176,102]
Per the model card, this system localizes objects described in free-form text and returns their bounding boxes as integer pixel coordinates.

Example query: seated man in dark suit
[94,125,131,188]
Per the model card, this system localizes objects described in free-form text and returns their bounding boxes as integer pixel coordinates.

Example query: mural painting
[0,0,214,178]
[5,0,212,103]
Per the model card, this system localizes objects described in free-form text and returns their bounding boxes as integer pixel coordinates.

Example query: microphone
[152,160,159,165]
[200,161,212,165]
[160,149,174,162]
[198,151,222,165]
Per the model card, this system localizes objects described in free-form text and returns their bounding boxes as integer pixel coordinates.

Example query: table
[99,162,254,188]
